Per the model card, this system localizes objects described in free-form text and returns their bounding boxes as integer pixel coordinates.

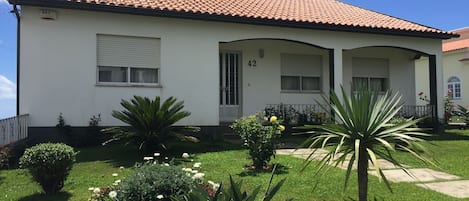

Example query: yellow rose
[279,125,285,132]
[270,116,277,123]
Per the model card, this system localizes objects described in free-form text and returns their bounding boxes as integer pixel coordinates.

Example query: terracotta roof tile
[443,28,469,52]
[14,0,457,38]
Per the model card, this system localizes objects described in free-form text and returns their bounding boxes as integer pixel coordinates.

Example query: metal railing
[0,114,29,145]
[265,104,325,125]
[265,104,436,125]
[397,105,435,121]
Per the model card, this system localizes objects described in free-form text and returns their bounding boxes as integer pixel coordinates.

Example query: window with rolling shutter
[97,34,160,85]
[351,57,389,92]
[280,54,322,92]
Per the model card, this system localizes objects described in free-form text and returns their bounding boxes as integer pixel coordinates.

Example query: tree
[301,87,433,201]
[103,96,199,152]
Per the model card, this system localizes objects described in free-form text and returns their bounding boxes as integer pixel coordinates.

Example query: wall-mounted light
[259,49,264,58]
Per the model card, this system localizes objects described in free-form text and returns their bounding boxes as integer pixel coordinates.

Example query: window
[97,35,160,85]
[280,54,322,92]
[447,76,461,99]
[352,77,387,92]
[352,57,389,92]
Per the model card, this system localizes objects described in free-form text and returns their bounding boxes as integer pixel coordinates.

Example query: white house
[416,27,469,108]
[8,0,457,133]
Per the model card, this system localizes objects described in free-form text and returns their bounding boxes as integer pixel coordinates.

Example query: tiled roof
[443,39,469,52]
[443,27,469,52]
[12,0,458,39]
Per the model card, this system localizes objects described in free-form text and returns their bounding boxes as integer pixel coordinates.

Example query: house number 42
[248,60,257,67]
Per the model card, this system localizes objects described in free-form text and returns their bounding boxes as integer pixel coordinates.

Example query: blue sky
[0,0,468,118]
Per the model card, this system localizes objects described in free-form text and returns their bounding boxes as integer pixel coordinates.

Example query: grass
[1,130,469,200]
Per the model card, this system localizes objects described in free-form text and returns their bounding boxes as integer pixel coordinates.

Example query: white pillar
[333,48,343,93]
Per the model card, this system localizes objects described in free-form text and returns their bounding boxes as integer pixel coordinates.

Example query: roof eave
[12,0,459,39]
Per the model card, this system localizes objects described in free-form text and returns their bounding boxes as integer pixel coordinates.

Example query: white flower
[207,180,215,186]
[109,191,117,198]
[113,179,121,186]
[193,162,201,168]
[112,173,118,177]
[143,156,154,161]
[192,172,205,180]
[213,183,220,191]
[157,195,164,199]
[93,188,101,194]
[88,187,95,191]
[182,153,190,158]
[154,153,160,157]
[119,166,124,170]
[183,168,193,172]
[191,170,198,174]
[164,157,169,160]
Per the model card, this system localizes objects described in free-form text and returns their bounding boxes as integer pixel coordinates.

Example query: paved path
[277,148,469,199]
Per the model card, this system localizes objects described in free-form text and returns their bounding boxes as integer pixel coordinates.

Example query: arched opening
[218,38,329,122]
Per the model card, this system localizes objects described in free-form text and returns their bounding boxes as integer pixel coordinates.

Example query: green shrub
[230,113,283,170]
[117,162,194,201]
[103,96,199,153]
[19,143,77,195]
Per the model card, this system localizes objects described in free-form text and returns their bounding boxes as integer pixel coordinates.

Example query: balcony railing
[0,114,29,146]
[265,104,436,125]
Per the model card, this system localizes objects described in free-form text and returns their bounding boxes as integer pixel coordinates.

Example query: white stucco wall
[20,6,444,126]
[416,49,469,107]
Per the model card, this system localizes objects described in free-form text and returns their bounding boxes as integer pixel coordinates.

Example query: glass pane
[455,83,461,98]
[448,76,460,83]
[281,76,300,90]
[302,77,320,91]
[370,78,386,92]
[352,77,368,91]
[130,68,158,83]
[98,66,127,82]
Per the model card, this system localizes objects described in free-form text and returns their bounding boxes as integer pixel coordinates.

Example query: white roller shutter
[97,34,160,68]
[281,54,322,76]
[352,57,389,78]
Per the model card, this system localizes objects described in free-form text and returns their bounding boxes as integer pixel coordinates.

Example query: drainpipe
[12,4,20,116]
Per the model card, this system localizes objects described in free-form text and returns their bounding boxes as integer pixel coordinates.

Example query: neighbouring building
[416,27,468,108]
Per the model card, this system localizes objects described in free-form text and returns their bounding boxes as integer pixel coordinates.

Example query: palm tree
[301,87,433,201]
[103,96,199,152]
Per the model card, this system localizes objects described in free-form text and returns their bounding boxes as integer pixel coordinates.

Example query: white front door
[219,52,241,122]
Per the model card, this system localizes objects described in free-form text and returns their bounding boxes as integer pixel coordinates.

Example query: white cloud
[0,0,8,4]
[0,75,16,100]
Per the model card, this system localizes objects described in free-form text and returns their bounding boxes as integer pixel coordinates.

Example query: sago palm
[103,96,199,152]
[301,87,433,201]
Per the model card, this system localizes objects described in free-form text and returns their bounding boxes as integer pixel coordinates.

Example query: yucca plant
[301,87,434,201]
[103,96,199,152]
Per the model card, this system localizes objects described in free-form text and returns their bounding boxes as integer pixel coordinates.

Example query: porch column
[332,48,343,93]
[428,55,439,123]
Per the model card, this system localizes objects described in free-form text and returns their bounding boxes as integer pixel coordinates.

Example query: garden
[1,90,469,201]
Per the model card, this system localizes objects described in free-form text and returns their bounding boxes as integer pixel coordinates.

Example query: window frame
[447,76,461,100]
[96,34,161,87]
[281,75,321,93]
[96,66,160,87]
[352,77,388,92]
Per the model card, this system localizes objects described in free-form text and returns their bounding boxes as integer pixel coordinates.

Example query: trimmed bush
[117,163,193,201]
[231,113,283,170]
[19,143,77,195]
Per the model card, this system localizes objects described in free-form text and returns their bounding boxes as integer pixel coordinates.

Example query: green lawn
[1,130,469,200]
